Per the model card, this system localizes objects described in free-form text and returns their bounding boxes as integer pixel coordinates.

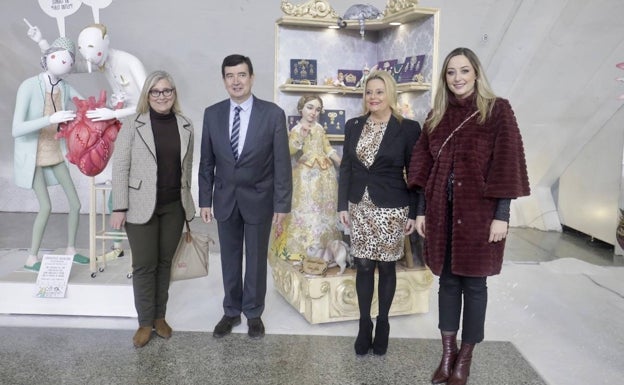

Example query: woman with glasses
[111,70,196,348]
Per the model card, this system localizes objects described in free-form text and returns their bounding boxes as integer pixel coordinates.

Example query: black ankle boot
[354,317,373,355]
[372,317,390,355]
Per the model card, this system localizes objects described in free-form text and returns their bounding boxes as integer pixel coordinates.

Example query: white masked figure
[28,23,147,121]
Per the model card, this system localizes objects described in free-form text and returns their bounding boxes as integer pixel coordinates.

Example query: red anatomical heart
[56,90,123,176]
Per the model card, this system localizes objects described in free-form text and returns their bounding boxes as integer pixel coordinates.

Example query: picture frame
[337,69,363,87]
[376,59,398,74]
[399,55,426,83]
[289,59,317,85]
[319,109,345,142]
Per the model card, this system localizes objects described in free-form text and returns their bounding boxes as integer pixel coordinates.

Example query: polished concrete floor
[0,212,623,385]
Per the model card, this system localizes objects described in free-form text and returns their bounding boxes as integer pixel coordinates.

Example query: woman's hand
[300,124,310,138]
[488,219,508,243]
[339,211,350,228]
[404,219,416,235]
[110,212,126,230]
[415,215,426,238]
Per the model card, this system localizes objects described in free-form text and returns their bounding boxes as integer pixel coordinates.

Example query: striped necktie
[230,106,241,160]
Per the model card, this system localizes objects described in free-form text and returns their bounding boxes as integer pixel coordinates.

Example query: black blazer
[338,114,421,218]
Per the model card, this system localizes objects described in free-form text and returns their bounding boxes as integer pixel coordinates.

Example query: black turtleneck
[150,108,181,206]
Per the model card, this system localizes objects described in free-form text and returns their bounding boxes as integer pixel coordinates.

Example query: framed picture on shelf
[290,59,317,85]
[376,59,398,74]
[399,55,426,83]
[337,69,363,87]
[320,109,345,141]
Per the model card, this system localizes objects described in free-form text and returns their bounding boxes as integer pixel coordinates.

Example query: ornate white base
[269,256,434,324]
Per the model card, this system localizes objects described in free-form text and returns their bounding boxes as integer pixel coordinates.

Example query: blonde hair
[426,47,497,132]
[361,70,403,122]
[136,70,181,115]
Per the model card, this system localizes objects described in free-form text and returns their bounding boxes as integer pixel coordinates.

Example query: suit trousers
[217,202,272,319]
[125,200,185,327]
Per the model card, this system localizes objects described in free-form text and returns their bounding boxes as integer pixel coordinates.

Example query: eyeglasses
[149,88,175,98]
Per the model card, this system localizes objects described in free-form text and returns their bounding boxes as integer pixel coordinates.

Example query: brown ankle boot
[154,318,173,339]
[431,332,458,384]
[447,343,475,385]
[133,326,152,348]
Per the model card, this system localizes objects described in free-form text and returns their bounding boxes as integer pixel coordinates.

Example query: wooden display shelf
[279,82,431,94]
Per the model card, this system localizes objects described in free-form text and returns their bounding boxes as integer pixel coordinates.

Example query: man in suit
[199,54,292,339]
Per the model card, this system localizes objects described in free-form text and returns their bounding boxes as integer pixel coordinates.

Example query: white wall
[1,0,623,245]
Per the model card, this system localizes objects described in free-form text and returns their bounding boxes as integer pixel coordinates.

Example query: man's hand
[272,212,287,238]
[200,207,212,223]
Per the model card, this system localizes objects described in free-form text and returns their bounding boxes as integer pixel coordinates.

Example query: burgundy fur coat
[408,94,530,277]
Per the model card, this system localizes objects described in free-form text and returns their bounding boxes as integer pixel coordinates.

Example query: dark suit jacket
[338,114,421,219]
[198,96,292,224]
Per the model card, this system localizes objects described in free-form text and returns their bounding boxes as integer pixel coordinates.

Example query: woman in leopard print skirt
[338,71,421,356]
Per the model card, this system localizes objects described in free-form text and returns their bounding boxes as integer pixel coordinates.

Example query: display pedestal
[0,249,135,317]
[269,255,434,324]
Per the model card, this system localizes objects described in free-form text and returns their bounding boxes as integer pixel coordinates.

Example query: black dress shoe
[247,317,265,339]
[213,315,241,338]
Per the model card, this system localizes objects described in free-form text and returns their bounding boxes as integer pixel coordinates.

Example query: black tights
[355,258,396,320]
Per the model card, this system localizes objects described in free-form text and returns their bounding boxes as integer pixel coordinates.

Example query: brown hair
[297,95,323,113]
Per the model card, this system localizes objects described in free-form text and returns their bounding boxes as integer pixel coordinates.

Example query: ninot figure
[12,37,82,271]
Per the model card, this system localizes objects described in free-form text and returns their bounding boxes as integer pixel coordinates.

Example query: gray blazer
[112,112,195,224]
[198,96,292,223]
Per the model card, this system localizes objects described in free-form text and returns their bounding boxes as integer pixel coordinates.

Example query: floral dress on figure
[271,122,341,261]
[349,119,408,262]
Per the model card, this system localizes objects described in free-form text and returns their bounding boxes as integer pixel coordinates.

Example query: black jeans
[438,246,488,344]
[125,200,185,327]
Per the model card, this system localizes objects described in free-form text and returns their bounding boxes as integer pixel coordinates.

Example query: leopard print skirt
[349,189,408,261]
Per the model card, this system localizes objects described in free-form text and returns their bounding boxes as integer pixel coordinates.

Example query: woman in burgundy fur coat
[408,48,530,385]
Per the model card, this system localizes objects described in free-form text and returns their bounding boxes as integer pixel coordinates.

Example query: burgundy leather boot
[447,343,475,385]
[431,332,458,384]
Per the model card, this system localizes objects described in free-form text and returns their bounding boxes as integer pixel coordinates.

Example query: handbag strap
[184,220,192,242]
[435,110,479,161]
